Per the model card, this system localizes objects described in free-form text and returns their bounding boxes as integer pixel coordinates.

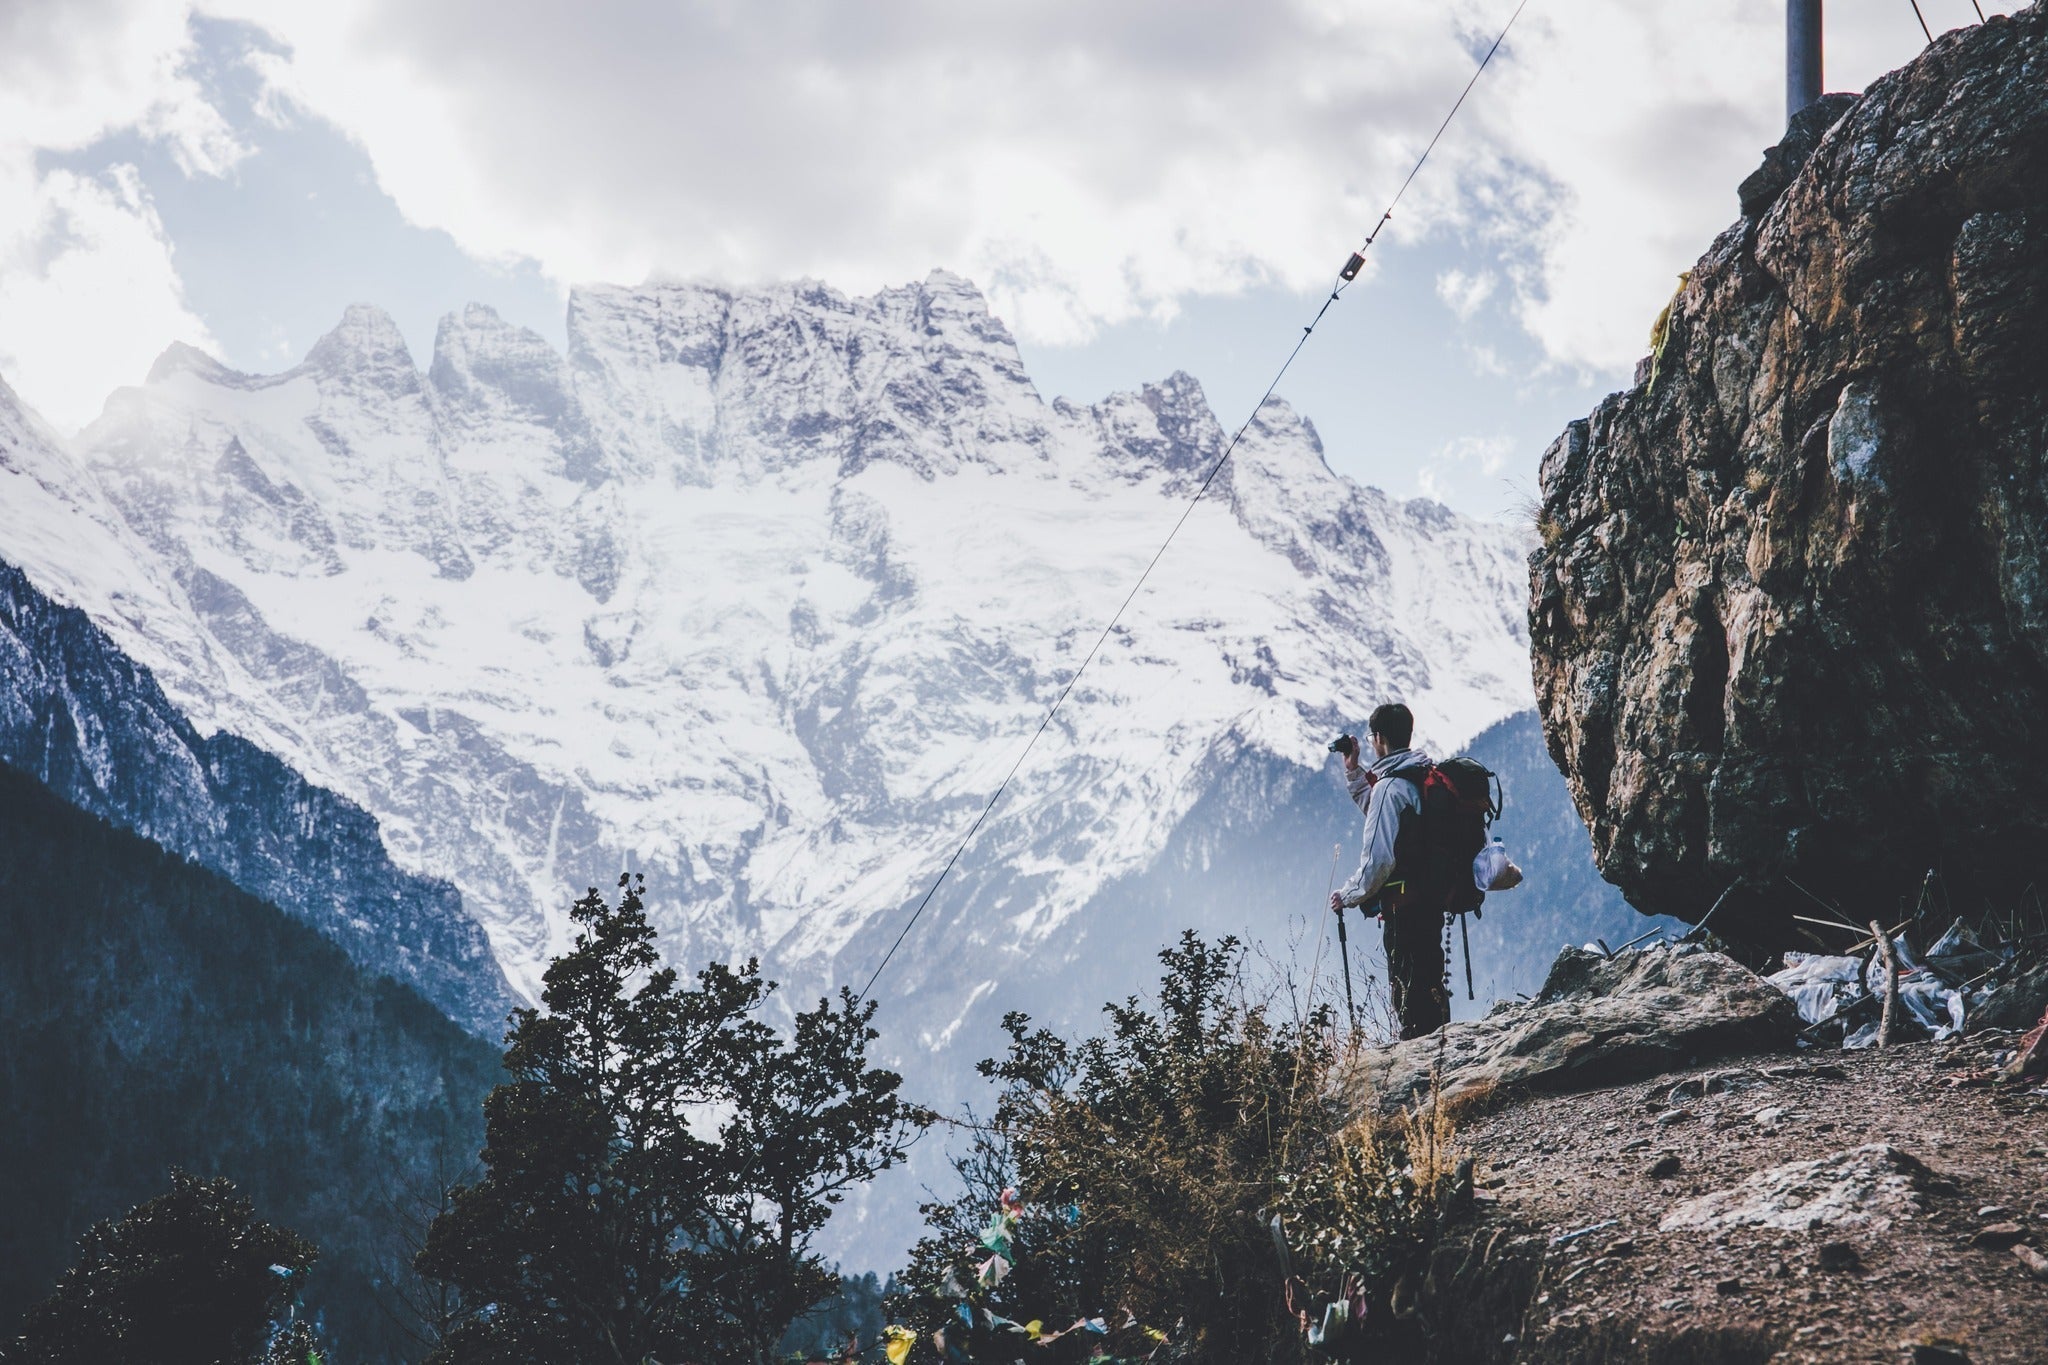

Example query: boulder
[1734,91,1858,219]
[1529,10,2048,945]
[1975,957,2048,1032]
[1354,944,1797,1111]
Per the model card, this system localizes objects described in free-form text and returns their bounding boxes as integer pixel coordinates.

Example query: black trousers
[1383,901,1448,1039]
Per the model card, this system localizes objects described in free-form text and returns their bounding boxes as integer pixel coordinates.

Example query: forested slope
[0,762,501,1362]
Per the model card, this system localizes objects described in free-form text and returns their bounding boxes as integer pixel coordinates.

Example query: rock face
[1355,944,1798,1110]
[1530,10,2048,944]
[0,559,517,1035]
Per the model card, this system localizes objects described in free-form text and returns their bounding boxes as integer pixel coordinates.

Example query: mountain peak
[902,269,1016,352]
[1249,394,1326,460]
[304,304,418,379]
[1150,370,1210,410]
[451,301,507,329]
[430,302,564,399]
[919,268,989,309]
[1074,371,1228,486]
[429,302,595,478]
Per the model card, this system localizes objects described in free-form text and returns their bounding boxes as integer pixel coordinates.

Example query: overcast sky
[0,0,2010,517]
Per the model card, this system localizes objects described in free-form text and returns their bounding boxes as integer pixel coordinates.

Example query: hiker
[1329,702,1449,1039]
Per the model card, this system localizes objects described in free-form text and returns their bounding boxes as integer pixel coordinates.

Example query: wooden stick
[1695,881,1740,934]
[1783,875,1846,916]
[1845,917,1912,955]
[1870,920,1899,1049]
[1792,913,1863,933]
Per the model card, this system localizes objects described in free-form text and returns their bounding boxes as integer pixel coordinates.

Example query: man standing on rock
[1330,703,1448,1039]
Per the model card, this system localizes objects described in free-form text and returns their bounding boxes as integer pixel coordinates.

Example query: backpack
[1388,757,1502,916]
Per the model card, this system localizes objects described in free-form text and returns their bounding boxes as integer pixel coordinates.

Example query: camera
[1328,733,1358,759]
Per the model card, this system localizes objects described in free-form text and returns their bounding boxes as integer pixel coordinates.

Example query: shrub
[8,1170,323,1365]
[891,933,1469,1363]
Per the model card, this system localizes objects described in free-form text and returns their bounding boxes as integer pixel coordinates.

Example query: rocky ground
[1456,1033,2048,1363]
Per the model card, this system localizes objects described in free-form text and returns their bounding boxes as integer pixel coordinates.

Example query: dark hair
[1367,703,1414,749]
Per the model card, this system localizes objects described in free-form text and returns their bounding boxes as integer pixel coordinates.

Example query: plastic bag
[1764,953,1864,1025]
[1472,837,1522,891]
[1780,981,1850,1026]
[1863,934,1924,998]
[1769,952,1862,985]
[1895,979,1968,1041]
[1307,1298,1350,1348]
[1924,917,1999,982]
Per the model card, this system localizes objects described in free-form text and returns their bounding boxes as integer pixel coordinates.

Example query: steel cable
[853,0,1533,1005]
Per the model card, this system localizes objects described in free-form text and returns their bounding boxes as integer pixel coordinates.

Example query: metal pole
[1788,0,1823,122]
[1334,905,1358,1032]
[1459,912,1475,1000]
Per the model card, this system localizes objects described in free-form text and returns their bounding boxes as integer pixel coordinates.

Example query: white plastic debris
[1895,978,1968,1041]
[1925,917,2000,979]
[1765,952,1865,1025]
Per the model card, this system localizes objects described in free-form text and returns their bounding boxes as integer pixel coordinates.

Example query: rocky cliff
[0,558,517,1034]
[1530,8,2048,946]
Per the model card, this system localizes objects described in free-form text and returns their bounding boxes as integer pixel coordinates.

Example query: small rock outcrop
[1530,9,2048,943]
[1355,944,1797,1110]
[1657,1143,1945,1234]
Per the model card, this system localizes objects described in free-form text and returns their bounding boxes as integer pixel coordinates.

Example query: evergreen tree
[687,993,922,1362]
[419,874,923,1365]
[8,1170,321,1365]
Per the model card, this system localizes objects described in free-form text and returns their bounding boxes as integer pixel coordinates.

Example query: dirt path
[1454,1032,2048,1363]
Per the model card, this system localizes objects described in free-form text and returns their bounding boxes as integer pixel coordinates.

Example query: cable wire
[853,0,1532,1006]
[1910,0,1935,44]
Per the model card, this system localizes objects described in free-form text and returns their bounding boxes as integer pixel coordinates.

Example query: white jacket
[1337,747,1433,908]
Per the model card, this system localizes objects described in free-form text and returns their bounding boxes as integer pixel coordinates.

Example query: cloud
[0,0,237,429]
[219,0,1490,344]
[0,0,2004,427]
[1417,431,1514,501]
[1462,342,1510,378]
[1460,1,1782,372]
[217,0,1979,372]
[1436,267,1496,320]
[0,164,220,431]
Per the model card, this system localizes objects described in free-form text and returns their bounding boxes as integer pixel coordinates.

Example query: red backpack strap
[1387,765,1431,792]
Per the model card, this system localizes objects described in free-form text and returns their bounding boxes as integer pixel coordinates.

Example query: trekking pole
[1459,911,1475,1001]
[1334,904,1358,1033]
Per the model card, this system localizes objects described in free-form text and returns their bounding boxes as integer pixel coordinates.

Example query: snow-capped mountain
[0,269,1605,1259]
[1,270,1535,1027]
